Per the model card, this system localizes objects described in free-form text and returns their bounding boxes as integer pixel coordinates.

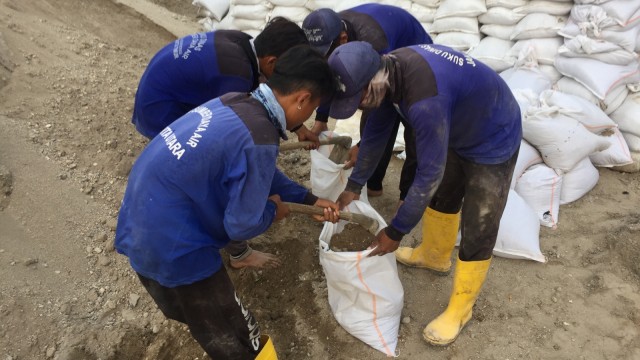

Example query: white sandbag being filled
[310,131,369,204]
[318,201,403,357]
[515,163,563,228]
[560,157,599,205]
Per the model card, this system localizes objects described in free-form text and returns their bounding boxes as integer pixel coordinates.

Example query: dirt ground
[1,1,639,359]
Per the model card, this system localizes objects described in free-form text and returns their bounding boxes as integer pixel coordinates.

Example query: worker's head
[268,45,337,129]
[302,9,348,57]
[328,41,383,119]
[254,17,309,78]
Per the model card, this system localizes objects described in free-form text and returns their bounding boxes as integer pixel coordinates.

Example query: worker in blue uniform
[116,45,339,359]
[132,17,317,270]
[329,41,522,346]
[302,4,432,203]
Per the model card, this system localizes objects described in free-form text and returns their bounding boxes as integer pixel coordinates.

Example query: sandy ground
[0,1,639,359]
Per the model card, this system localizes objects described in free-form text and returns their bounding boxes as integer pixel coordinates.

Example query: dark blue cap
[302,9,342,56]
[328,41,381,119]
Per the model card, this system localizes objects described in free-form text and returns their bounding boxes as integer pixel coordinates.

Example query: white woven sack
[435,0,487,19]
[514,0,573,16]
[511,140,543,189]
[455,189,546,262]
[554,56,640,101]
[522,108,611,172]
[500,65,552,96]
[412,0,442,7]
[230,3,272,21]
[622,132,640,152]
[480,24,517,40]
[270,6,310,23]
[610,92,640,138]
[468,37,515,72]
[558,35,639,66]
[318,201,402,357]
[410,3,437,23]
[560,7,640,52]
[193,0,230,21]
[515,163,563,228]
[554,77,629,115]
[592,0,640,26]
[270,0,308,6]
[494,190,546,262]
[431,16,479,34]
[479,7,525,25]
[589,127,634,167]
[486,0,528,9]
[560,157,599,205]
[379,0,413,11]
[305,0,362,12]
[509,38,564,66]
[510,13,567,40]
[539,89,617,133]
[433,32,481,51]
[231,17,265,31]
[310,131,369,204]
[539,65,563,83]
[512,88,541,118]
[231,0,265,5]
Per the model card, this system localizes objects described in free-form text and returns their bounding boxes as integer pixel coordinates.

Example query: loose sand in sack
[329,223,376,252]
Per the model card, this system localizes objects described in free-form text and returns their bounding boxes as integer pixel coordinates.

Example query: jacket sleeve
[346,101,399,192]
[390,98,450,235]
[223,144,279,241]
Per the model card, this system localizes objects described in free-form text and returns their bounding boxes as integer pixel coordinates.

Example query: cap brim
[329,89,363,119]
[311,42,332,57]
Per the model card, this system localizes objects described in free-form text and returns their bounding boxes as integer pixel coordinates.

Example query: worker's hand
[269,194,289,221]
[367,228,400,257]
[310,120,329,136]
[312,198,340,223]
[336,191,360,210]
[343,144,359,169]
[295,126,320,150]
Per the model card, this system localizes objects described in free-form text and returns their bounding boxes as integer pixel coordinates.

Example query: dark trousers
[429,148,519,261]
[360,110,417,200]
[138,267,261,359]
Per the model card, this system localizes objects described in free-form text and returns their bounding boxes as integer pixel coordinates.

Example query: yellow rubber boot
[423,257,491,346]
[395,208,460,274]
[255,335,278,360]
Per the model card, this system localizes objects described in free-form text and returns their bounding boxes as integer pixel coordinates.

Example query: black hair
[254,17,309,58]
[268,45,337,101]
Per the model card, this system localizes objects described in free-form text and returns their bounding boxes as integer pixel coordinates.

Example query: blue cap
[328,41,381,119]
[302,9,342,56]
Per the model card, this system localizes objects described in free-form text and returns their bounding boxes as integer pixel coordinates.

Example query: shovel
[279,136,352,165]
[284,202,379,235]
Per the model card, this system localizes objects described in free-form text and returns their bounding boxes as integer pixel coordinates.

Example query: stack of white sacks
[195,0,640,263]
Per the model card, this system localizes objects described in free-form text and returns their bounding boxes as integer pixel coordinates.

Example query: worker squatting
[159,106,213,160]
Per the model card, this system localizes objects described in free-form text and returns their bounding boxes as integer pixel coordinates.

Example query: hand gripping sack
[318,201,403,356]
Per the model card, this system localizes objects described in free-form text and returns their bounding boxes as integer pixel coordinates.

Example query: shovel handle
[284,202,379,235]
[279,136,352,152]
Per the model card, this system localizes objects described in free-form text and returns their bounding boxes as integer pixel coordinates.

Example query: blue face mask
[251,83,288,140]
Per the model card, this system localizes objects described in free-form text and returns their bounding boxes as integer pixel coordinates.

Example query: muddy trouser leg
[429,148,519,261]
[361,110,401,192]
[137,268,261,359]
[398,119,417,201]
